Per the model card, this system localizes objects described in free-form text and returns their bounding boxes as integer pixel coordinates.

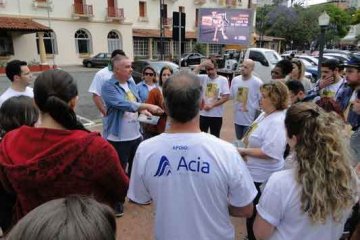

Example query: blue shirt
[101,77,142,139]
[336,83,360,129]
[136,81,150,102]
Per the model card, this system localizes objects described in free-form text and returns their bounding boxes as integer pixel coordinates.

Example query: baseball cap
[341,57,360,70]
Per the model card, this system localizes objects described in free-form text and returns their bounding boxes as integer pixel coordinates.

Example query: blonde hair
[291,58,305,80]
[260,81,289,110]
[285,103,357,223]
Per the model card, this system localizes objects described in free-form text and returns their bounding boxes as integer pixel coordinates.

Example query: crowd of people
[0,48,358,240]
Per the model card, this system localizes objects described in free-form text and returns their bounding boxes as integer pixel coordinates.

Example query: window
[209,44,222,55]
[107,30,122,53]
[139,1,146,17]
[249,51,269,66]
[133,38,148,57]
[179,6,185,13]
[185,41,192,53]
[153,39,170,57]
[36,32,58,54]
[0,32,14,56]
[74,29,92,54]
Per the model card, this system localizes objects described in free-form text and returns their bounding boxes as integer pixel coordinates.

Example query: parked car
[323,53,350,62]
[224,49,240,59]
[298,58,318,82]
[132,60,180,83]
[176,52,205,67]
[83,52,111,68]
[296,55,319,66]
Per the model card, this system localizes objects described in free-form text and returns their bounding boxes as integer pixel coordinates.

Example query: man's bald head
[241,59,255,78]
[163,71,202,123]
[243,59,255,69]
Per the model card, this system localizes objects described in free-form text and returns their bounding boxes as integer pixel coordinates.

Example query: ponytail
[34,70,86,131]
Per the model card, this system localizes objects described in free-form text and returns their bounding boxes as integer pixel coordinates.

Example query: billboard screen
[197,8,253,45]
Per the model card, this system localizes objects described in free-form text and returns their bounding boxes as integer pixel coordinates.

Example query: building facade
[0,0,252,66]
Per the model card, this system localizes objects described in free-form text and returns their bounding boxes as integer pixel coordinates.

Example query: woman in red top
[143,66,173,138]
[0,69,129,224]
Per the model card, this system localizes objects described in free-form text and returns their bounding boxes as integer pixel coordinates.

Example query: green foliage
[192,43,206,56]
[351,9,360,25]
[256,3,352,50]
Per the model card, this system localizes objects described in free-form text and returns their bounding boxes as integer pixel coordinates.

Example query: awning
[133,28,196,39]
[0,17,52,33]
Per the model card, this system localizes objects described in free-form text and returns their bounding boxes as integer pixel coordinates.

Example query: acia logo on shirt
[154,156,210,177]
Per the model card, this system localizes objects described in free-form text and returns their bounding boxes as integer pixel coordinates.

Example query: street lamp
[317,11,330,77]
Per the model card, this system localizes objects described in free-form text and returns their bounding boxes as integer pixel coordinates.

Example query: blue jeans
[235,124,250,140]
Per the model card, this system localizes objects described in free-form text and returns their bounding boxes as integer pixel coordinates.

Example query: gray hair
[163,71,202,123]
[6,195,116,240]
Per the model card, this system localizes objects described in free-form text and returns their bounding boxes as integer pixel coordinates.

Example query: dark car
[83,52,111,68]
[131,60,180,83]
[176,53,205,67]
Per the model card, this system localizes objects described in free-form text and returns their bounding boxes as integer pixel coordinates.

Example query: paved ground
[89,102,248,240]
[1,66,247,239]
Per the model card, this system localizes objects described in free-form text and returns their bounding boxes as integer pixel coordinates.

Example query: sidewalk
[89,102,248,240]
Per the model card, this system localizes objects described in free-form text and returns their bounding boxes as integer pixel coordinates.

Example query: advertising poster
[198,8,253,45]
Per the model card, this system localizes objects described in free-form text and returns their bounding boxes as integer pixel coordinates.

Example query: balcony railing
[107,7,125,20]
[73,3,93,16]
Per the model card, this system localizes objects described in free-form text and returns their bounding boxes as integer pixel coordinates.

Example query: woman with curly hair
[254,102,358,240]
[238,81,289,240]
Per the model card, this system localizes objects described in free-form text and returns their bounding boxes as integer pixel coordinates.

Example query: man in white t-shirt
[0,60,33,107]
[88,50,126,137]
[102,55,163,217]
[230,59,262,139]
[128,71,257,240]
[193,58,230,137]
[308,59,344,101]
[88,50,127,116]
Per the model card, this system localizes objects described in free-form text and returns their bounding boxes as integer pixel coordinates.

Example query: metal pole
[178,12,181,67]
[317,26,325,78]
[47,1,56,68]
[159,0,164,60]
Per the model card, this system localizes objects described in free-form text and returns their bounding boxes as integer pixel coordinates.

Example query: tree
[255,3,352,50]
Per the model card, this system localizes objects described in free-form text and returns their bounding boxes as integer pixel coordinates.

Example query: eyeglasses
[144,72,154,76]
[206,68,215,71]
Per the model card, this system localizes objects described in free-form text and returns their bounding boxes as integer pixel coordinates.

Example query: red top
[145,87,167,134]
[0,126,129,223]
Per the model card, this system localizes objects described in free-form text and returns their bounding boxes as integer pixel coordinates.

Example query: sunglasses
[144,72,154,76]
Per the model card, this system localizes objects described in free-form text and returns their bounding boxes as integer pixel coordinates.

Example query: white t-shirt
[257,169,353,240]
[0,87,34,107]
[88,66,113,96]
[245,111,287,183]
[128,132,257,240]
[320,78,344,99]
[301,78,313,93]
[230,75,263,126]
[199,74,230,118]
[107,82,141,142]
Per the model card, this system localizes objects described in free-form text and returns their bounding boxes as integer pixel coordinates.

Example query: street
[0,66,101,125]
[0,66,247,239]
